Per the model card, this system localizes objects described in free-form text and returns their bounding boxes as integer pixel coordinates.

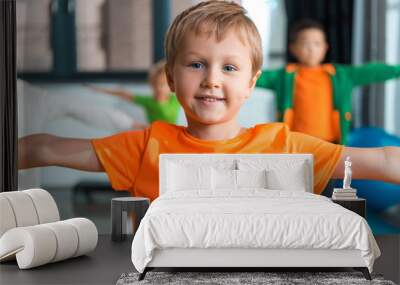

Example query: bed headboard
[159,154,314,194]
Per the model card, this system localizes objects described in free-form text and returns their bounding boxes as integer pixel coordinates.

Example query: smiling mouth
[195,95,226,102]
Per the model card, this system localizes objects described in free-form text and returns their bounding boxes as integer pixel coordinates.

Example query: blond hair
[149,59,167,83]
[165,1,262,74]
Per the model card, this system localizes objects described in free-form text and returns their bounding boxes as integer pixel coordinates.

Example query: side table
[111,197,150,242]
[331,198,366,218]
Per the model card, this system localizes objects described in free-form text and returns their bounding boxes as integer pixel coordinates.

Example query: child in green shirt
[86,59,181,125]
[257,19,400,144]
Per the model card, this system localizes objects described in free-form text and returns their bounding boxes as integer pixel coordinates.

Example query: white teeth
[197,96,223,102]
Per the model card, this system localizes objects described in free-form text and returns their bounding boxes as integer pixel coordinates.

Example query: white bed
[131,154,380,280]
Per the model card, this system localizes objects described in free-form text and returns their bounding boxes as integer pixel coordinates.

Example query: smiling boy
[18,1,400,200]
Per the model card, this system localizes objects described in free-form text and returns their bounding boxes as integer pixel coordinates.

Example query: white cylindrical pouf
[42,221,79,262]
[0,196,17,237]
[0,189,98,269]
[1,192,39,227]
[64,218,98,257]
[0,226,57,269]
[23,189,60,223]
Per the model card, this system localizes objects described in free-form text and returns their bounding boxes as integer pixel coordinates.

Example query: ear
[244,70,261,99]
[322,42,329,58]
[249,70,261,89]
[165,65,175,92]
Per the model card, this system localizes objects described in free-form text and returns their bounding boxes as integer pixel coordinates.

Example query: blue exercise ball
[347,127,400,212]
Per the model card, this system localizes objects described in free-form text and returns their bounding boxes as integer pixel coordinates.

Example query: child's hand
[83,83,112,94]
[83,83,133,102]
[82,83,104,93]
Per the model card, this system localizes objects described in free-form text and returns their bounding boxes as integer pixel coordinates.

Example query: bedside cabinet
[111,197,150,242]
[331,198,366,218]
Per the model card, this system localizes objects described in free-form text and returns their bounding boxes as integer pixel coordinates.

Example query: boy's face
[289,28,328,67]
[167,30,260,126]
[151,75,171,102]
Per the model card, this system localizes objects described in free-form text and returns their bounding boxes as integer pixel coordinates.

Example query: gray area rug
[116,271,396,285]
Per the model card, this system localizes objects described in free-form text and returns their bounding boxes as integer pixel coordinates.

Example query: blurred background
[15,0,400,235]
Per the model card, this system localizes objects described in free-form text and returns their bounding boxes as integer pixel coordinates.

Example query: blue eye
[190,62,204,69]
[223,65,237,72]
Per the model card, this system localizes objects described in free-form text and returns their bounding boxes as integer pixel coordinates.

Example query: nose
[305,44,313,54]
[200,67,221,89]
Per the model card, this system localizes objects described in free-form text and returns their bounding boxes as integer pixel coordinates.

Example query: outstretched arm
[84,84,134,102]
[332,146,400,184]
[18,134,104,172]
[347,63,400,86]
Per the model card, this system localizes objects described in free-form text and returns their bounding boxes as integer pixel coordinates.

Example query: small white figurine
[343,156,352,189]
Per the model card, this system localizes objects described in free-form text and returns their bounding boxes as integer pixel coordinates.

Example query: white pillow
[237,169,268,188]
[167,162,212,191]
[238,159,308,191]
[266,162,307,191]
[212,169,237,190]
[212,169,268,190]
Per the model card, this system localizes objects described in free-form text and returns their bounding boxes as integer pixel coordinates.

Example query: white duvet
[131,190,380,273]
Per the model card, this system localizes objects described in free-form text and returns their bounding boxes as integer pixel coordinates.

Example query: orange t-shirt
[291,65,338,142]
[92,121,343,201]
